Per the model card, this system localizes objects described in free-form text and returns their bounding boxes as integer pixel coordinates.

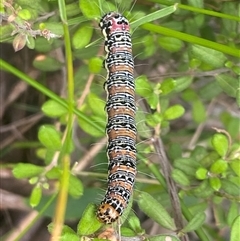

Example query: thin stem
[141,23,240,57]
[50,155,70,241]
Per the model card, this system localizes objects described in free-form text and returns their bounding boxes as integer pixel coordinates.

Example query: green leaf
[232,66,240,75]
[210,159,228,174]
[146,112,163,127]
[13,163,44,179]
[163,105,185,120]
[192,99,206,123]
[221,179,240,196]
[38,125,62,150]
[230,215,240,241]
[77,204,102,235]
[211,133,229,157]
[120,227,136,237]
[190,45,227,69]
[42,100,68,117]
[168,143,182,160]
[0,24,14,42]
[182,89,198,102]
[87,93,105,118]
[199,81,222,100]
[30,185,42,207]
[135,75,154,98]
[127,212,143,234]
[199,151,219,168]
[26,35,35,49]
[72,25,93,49]
[79,0,101,19]
[230,159,240,177]
[46,167,61,179]
[215,74,238,98]
[209,177,221,191]
[40,22,64,36]
[174,76,193,92]
[158,37,183,52]
[137,192,176,230]
[33,56,63,72]
[182,212,206,232]
[60,231,79,241]
[195,167,208,180]
[65,2,81,17]
[171,169,190,186]
[173,158,200,176]
[192,179,214,198]
[68,174,84,198]
[131,5,177,29]
[89,57,102,74]
[227,202,239,226]
[191,145,208,161]
[160,78,176,95]
[18,9,32,20]
[48,224,79,241]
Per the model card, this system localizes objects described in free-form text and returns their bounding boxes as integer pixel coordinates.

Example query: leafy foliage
[1,0,239,241]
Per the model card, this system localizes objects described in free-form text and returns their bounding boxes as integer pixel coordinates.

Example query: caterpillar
[97,12,137,224]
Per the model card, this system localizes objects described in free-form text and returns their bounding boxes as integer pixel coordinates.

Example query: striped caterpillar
[97,12,137,224]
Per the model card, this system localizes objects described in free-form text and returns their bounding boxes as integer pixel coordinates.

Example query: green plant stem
[60,0,75,155]
[178,4,240,21]
[141,23,240,57]
[50,155,70,241]
[149,0,240,22]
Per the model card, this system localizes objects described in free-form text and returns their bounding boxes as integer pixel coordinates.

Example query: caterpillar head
[99,12,130,38]
[97,203,120,224]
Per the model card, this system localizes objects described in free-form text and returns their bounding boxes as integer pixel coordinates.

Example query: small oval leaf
[30,185,42,207]
[13,163,44,179]
[195,167,208,180]
[135,75,154,98]
[210,159,228,174]
[68,174,84,198]
[182,212,206,232]
[190,45,227,69]
[215,74,238,98]
[171,169,190,186]
[79,0,101,19]
[192,100,206,123]
[72,25,93,49]
[211,133,229,157]
[164,105,185,120]
[42,100,68,117]
[209,177,221,191]
[38,125,62,150]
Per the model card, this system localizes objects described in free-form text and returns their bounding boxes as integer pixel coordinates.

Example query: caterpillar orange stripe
[97,12,137,224]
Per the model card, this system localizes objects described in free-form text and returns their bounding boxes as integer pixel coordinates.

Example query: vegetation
[0,0,239,241]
